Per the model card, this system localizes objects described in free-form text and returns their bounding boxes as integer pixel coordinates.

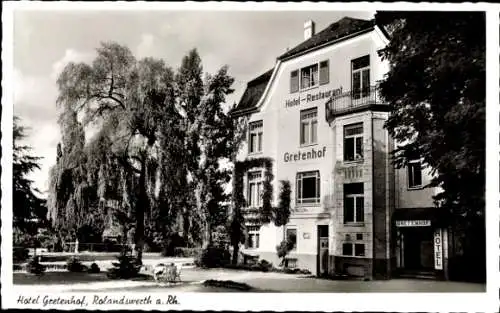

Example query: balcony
[325,86,389,122]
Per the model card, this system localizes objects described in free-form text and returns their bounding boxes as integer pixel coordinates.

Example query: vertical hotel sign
[434,229,443,270]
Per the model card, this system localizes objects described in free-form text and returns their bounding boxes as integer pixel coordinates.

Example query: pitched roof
[231,68,274,116]
[232,17,376,117]
[278,17,375,60]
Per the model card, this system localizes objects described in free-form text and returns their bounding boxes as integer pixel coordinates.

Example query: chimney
[304,20,315,40]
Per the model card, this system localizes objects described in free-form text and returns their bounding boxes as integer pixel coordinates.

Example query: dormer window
[290,60,330,93]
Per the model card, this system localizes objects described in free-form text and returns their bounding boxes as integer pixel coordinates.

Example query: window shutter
[290,70,299,93]
[319,60,329,85]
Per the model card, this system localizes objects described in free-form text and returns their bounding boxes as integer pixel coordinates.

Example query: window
[342,234,365,257]
[247,171,263,207]
[408,159,423,188]
[247,226,260,249]
[354,244,365,256]
[286,227,297,250]
[248,120,263,154]
[300,108,318,145]
[301,64,319,89]
[351,55,370,99]
[296,171,320,205]
[290,70,299,93]
[342,243,353,256]
[344,123,363,161]
[290,60,329,93]
[344,183,364,223]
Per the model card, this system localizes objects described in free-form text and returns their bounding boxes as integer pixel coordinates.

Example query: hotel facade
[231,17,453,280]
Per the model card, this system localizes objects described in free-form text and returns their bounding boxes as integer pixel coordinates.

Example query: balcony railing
[325,86,389,122]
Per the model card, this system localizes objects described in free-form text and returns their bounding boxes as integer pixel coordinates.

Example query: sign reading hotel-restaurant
[285,87,343,108]
[284,146,327,162]
[395,220,431,227]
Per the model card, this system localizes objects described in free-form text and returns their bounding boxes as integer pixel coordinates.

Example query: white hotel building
[231,17,453,280]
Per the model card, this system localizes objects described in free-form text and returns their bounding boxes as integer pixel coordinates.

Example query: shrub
[258,259,272,272]
[26,256,45,275]
[194,246,230,268]
[88,263,100,274]
[174,247,202,257]
[66,257,86,272]
[13,247,29,263]
[106,248,142,279]
[160,233,186,257]
[276,238,295,266]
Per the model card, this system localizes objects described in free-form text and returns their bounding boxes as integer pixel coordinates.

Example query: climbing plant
[232,157,274,225]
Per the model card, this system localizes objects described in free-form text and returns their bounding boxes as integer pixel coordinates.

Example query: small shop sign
[395,220,431,227]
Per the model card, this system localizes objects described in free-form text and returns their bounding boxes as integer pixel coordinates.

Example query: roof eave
[230,106,259,119]
[277,26,375,62]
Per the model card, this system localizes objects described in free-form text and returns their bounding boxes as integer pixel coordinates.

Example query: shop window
[408,159,423,188]
[286,227,297,250]
[296,171,320,205]
[247,171,263,207]
[344,123,363,162]
[344,183,364,224]
[300,107,318,146]
[248,120,263,154]
[351,55,370,99]
[246,225,261,249]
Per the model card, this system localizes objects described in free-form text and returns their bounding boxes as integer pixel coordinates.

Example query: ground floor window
[342,233,365,257]
[246,225,261,249]
[296,171,320,205]
[286,227,298,250]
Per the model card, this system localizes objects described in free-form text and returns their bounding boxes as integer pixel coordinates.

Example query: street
[14,268,486,293]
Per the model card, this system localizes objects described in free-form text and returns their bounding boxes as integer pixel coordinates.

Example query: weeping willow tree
[48,43,181,262]
[48,42,238,262]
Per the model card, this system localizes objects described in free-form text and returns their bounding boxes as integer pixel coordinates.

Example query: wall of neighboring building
[395,163,437,209]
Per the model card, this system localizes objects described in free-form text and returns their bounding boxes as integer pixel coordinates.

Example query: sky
[13,9,375,196]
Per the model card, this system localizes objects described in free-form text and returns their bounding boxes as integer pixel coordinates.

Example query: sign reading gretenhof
[284,146,327,162]
[285,87,343,108]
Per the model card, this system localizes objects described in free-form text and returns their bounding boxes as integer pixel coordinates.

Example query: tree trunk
[232,243,239,265]
[195,181,211,249]
[135,159,147,264]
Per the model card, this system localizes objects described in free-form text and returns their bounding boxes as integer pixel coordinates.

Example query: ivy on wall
[233,157,274,225]
[233,158,292,228]
[274,180,291,227]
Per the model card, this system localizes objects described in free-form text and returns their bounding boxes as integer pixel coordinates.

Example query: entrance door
[317,225,329,276]
[402,227,434,271]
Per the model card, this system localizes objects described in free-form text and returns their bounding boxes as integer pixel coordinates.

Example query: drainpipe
[371,111,375,280]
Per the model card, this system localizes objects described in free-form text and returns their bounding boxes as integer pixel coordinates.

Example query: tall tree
[13,116,47,232]
[177,49,237,248]
[52,43,237,260]
[54,42,178,262]
[376,12,485,279]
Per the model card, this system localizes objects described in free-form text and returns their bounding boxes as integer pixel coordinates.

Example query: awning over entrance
[392,207,450,228]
